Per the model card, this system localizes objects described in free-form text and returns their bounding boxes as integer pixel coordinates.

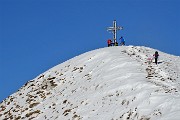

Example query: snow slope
[0,46,180,120]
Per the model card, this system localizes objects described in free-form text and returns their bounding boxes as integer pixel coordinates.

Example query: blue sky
[0,0,179,102]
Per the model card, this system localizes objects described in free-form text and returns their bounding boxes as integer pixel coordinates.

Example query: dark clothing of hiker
[114,42,118,46]
[153,51,159,64]
[107,39,112,47]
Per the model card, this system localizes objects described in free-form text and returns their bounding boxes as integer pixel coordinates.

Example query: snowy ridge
[0,46,180,120]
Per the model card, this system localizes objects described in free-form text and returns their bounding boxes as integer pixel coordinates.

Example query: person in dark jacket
[153,51,159,64]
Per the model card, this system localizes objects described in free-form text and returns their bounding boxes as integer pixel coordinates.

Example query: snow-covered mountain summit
[1,46,180,120]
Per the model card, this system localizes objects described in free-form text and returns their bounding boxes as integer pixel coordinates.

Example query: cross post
[107,20,123,44]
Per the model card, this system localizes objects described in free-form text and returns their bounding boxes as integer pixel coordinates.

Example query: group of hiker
[107,36,160,65]
[146,51,160,65]
[107,36,125,47]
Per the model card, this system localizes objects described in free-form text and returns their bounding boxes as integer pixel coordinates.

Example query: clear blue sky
[0,0,180,102]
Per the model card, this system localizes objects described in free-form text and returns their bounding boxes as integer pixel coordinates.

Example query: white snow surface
[1,46,180,120]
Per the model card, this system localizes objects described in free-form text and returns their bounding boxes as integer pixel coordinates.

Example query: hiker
[107,39,112,47]
[114,42,118,46]
[153,51,159,64]
[119,36,125,46]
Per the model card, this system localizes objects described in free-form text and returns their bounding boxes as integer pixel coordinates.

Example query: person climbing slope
[153,51,159,64]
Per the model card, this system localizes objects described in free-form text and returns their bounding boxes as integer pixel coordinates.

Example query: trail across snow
[0,46,180,120]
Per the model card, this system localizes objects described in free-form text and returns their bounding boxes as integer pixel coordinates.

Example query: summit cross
[107,20,123,44]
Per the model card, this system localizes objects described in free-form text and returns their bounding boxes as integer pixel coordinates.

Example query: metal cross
[107,20,123,44]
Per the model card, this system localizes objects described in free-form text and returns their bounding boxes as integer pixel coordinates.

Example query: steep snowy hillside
[0,46,180,120]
